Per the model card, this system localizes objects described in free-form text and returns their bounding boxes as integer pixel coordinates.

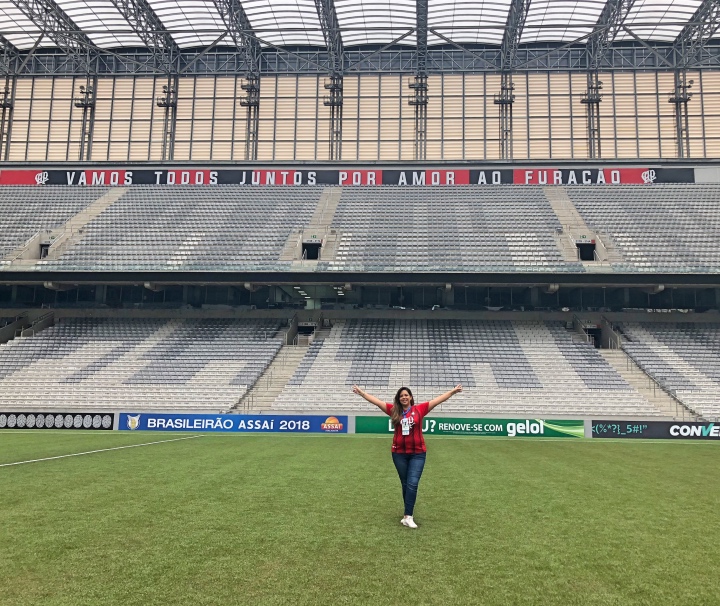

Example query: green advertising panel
[355,416,584,438]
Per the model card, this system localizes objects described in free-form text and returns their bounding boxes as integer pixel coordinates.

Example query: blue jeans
[391,452,426,516]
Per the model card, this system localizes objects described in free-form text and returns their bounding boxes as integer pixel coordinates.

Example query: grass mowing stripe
[0,435,201,467]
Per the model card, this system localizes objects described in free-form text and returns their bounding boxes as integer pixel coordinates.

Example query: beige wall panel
[193,98,214,116]
[612,72,634,93]
[634,72,657,93]
[635,95,657,114]
[379,141,399,160]
[688,138,705,158]
[31,79,53,97]
[443,140,463,159]
[443,74,463,94]
[700,72,720,93]
[638,139,660,158]
[259,77,277,99]
[550,73,570,95]
[659,136,677,158]
[615,140,638,158]
[380,119,400,143]
[26,142,46,160]
[296,101,317,119]
[442,97,464,117]
[343,76,359,96]
[52,79,73,95]
[705,138,720,156]
[275,98,296,116]
[256,143,274,161]
[464,139,483,159]
[174,122,192,138]
[342,143,358,161]
[173,142,190,161]
[615,116,638,137]
[380,76,401,96]
[113,79,136,97]
[550,95,571,117]
[464,118,484,140]
[192,121,213,140]
[380,100,401,118]
[357,120,379,141]
[426,140,442,159]
[276,77,297,96]
[190,142,211,159]
[359,98,379,115]
[358,140,378,160]
[47,143,68,161]
[444,118,463,139]
[529,140,550,159]
[297,77,318,95]
[129,142,150,160]
[701,116,720,136]
[636,119,658,138]
[214,98,234,115]
[211,141,232,160]
[426,100,442,118]
[133,78,155,95]
[193,78,215,96]
[529,118,549,139]
[91,143,109,161]
[361,76,380,97]
[527,73,548,95]
[28,121,50,141]
[96,79,114,96]
[552,140,573,159]
[464,75,484,95]
[111,121,131,141]
[232,119,247,141]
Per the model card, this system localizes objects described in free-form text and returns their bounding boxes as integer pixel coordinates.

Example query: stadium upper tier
[273,319,663,417]
[0,186,109,257]
[3,183,720,273]
[567,185,720,273]
[619,322,720,419]
[0,317,283,411]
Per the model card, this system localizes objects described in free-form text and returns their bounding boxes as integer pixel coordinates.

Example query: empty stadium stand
[319,186,583,272]
[0,318,284,411]
[0,186,109,260]
[566,185,720,273]
[40,186,323,271]
[619,322,720,419]
[272,319,662,417]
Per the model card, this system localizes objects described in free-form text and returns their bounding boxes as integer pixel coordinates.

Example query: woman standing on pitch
[352,384,462,529]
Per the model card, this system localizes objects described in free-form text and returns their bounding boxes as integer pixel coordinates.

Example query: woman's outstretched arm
[352,385,390,413]
[427,384,463,412]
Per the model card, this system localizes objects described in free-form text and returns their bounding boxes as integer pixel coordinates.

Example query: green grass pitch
[1,432,718,606]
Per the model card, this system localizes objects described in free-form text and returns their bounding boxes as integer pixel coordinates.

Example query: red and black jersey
[384,402,430,454]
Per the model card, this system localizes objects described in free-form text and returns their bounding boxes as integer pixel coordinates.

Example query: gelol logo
[126,414,141,430]
[507,420,544,437]
[35,171,49,185]
[321,416,343,432]
[641,169,657,184]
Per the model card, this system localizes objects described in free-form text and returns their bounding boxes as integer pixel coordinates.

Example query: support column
[668,70,693,159]
[74,75,97,161]
[240,74,260,161]
[581,72,603,159]
[494,73,515,160]
[156,74,178,161]
[0,75,15,161]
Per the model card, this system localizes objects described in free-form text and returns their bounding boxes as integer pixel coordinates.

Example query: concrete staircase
[235,344,308,413]
[279,187,342,264]
[544,187,624,271]
[599,349,698,420]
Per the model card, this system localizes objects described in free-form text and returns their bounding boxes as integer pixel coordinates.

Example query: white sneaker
[401,516,418,529]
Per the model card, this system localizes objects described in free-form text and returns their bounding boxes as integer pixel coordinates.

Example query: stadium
[1,0,720,603]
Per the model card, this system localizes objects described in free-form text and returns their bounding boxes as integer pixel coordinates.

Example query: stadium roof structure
[1,0,720,75]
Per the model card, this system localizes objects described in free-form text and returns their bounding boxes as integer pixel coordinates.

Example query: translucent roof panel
[619,0,703,42]
[428,0,510,46]
[147,0,226,48]
[521,0,607,44]
[0,1,46,49]
[241,0,324,47]
[55,0,144,48]
[335,0,416,47]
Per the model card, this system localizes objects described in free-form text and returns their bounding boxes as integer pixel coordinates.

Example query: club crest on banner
[641,169,657,184]
[35,171,49,185]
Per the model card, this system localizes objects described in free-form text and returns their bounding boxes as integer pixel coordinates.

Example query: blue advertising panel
[119,412,347,434]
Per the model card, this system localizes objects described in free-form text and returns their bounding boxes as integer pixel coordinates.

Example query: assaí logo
[126,414,141,430]
[321,416,343,432]
[669,423,719,438]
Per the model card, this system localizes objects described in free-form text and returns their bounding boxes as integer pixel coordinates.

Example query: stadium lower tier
[618,322,720,419]
[3,316,716,418]
[0,317,283,411]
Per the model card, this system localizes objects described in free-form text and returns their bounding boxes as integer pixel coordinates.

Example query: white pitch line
[0,435,201,468]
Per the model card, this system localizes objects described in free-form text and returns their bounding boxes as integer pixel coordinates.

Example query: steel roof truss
[314,0,343,76]
[213,0,261,75]
[588,0,636,71]
[108,0,181,73]
[9,0,96,72]
[675,0,720,68]
[500,0,531,71]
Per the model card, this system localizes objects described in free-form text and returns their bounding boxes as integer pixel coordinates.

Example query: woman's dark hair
[391,386,414,428]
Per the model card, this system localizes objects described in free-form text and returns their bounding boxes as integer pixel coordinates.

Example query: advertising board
[356,416,584,438]
[0,412,115,430]
[592,420,720,440]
